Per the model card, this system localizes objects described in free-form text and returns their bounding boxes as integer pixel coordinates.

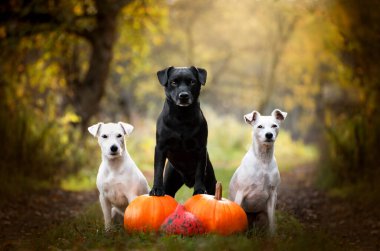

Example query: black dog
[149,66,217,197]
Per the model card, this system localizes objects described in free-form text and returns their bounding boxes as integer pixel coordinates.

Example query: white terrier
[88,122,150,230]
[229,109,287,235]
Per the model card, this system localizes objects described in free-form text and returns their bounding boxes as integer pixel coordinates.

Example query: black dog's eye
[190,80,196,85]
[101,135,108,139]
[272,124,278,128]
[117,134,123,138]
[258,125,263,129]
[170,81,177,86]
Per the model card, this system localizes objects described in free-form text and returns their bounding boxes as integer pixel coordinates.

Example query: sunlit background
[1,0,379,215]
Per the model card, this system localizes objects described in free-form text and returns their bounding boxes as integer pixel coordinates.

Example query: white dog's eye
[272,124,278,128]
[117,134,122,138]
[101,135,108,139]
[258,125,263,129]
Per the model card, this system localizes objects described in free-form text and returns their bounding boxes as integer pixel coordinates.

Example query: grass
[0,169,52,205]
[175,168,234,203]
[18,203,338,251]
[322,175,380,207]
[13,168,340,251]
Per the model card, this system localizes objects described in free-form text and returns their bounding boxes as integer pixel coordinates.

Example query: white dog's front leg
[234,190,244,206]
[99,194,112,230]
[112,207,125,218]
[267,188,277,236]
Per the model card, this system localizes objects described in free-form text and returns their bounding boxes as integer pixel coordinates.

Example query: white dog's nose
[110,145,118,153]
[265,133,273,140]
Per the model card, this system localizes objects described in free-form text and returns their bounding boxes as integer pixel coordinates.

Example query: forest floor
[0,189,98,245]
[0,165,379,250]
[277,165,380,251]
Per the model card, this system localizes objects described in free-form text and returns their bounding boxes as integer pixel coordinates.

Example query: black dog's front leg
[149,146,166,196]
[193,148,207,195]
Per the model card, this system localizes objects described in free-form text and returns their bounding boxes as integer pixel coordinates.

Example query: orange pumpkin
[124,195,178,232]
[184,182,248,235]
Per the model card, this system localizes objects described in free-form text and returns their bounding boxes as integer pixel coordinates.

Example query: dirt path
[278,165,380,251]
[0,189,97,245]
[0,166,379,250]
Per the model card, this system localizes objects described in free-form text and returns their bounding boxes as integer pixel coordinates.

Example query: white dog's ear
[88,122,103,137]
[271,109,287,122]
[244,111,260,125]
[118,122,134,136]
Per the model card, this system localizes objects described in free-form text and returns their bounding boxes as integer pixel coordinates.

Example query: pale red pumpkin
[161,204,206,236]
[184,182,248,235]
[124,195,178,232]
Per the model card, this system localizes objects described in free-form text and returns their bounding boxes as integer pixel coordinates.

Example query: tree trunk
[66,0,131,131]
[1,0,132,129]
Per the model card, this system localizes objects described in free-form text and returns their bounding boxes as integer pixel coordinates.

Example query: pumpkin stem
[215,182,222,200]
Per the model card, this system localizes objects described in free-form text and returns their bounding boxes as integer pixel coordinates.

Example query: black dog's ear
[157,66,174,86]
[190,66,207,85]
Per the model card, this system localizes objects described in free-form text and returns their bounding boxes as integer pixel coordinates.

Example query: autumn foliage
[0,0,379,198]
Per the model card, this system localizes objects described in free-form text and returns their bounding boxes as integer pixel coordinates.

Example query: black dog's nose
[110,145,118,153]
[265,133,273,139]
[179,92,189,99]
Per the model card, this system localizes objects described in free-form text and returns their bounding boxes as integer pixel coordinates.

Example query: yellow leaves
[115,65,125,74]
[60,112,81,125]
[328,0,352,34]
[0,26,6,39]
[73,4,84,16]
[275,130,318,171]
[152,34,164,46]
[324,109,334,127]
[15,84,25,99]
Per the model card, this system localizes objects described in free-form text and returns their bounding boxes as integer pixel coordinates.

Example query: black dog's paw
[193,188,207,195]
[149,187,165,196]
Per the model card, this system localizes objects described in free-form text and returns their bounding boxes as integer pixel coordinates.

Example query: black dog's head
[157,66,207,107]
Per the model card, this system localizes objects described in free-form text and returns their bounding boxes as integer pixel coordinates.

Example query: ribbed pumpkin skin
[124,195,178,232]
[184,194,248,235]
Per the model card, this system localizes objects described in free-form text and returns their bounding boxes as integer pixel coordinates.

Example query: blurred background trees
[0,0,379,199]
[320,0,380,188]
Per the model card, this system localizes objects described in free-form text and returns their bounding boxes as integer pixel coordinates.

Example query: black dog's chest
[165,131,201,152]
[159,121,206,171]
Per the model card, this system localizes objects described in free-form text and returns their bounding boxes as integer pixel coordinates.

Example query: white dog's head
[88,122,134,159]
[244,109,287,145]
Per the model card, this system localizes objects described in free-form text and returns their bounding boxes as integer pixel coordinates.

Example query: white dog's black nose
[179,92,189,99]
[265,133,273,139]
[110,145,118,153]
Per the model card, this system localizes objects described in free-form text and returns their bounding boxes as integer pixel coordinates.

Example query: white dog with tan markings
[88,122,149,230]
[229,109,287,235]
